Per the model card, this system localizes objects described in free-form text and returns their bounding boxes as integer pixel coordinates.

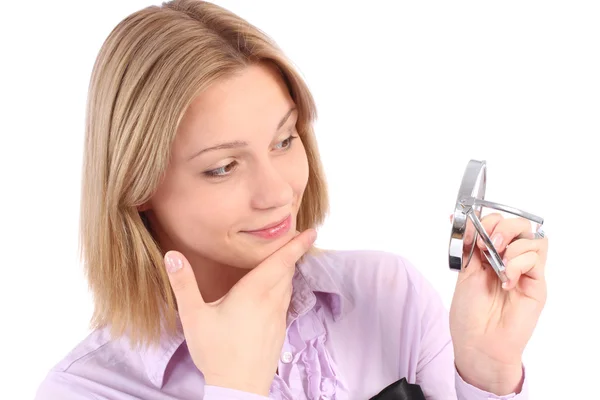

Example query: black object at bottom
[369,377,426,400]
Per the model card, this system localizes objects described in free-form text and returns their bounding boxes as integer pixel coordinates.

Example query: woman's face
[144,63,309,270]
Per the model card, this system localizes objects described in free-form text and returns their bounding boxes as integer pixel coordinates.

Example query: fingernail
[165,252,183,274]
[491,233,503,248]
[502,281,509,290]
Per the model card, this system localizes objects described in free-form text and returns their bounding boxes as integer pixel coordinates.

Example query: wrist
[455,357,524,395]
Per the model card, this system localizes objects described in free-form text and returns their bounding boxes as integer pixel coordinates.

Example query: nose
[249,161,294,210]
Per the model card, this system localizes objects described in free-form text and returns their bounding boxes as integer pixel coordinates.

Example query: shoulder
[49,328,114,373]
[298,249,452,385]
[303,248,436,298]
[300,249,442,318]
[35,370,102,400]
[34,328,142,399]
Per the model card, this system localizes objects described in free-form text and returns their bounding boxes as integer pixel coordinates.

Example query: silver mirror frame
[449,160,545,283]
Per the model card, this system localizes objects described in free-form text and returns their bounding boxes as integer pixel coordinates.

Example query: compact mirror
[448,160,545,283]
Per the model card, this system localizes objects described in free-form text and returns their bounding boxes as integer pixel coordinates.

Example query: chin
[232,229,296,267]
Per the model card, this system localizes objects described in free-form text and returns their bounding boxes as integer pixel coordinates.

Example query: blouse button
[281,351,293,363]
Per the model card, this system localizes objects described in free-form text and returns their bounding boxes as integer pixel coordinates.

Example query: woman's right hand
[163,229,317,396]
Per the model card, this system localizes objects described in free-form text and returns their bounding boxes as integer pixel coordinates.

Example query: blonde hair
[80,0,329,349]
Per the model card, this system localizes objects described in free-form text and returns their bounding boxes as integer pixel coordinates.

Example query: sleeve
[203,386,271,400]
[404,260,529,400]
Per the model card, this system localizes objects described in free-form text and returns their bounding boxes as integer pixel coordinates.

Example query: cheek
[183,186,243,236]
[152,173,239,246]
[285,141,310,195]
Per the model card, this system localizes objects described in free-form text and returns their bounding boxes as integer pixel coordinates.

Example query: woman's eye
[274,135,297,150]
[204,161,237,178]
[203,135,297,178]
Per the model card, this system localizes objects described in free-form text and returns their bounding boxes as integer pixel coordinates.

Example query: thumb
[164,251,205,320]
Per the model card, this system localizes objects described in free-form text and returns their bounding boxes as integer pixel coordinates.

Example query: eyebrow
[187,106,297,161]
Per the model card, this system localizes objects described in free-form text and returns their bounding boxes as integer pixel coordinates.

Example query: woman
[35,1,548,399]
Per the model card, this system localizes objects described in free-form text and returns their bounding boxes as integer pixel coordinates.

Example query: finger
[503,236,549,266]
[265,228,317,279]
[164,251,205,319]
[502,250,542,290]
[474,213,503,249]
[487,217,533,254]
[239,228,317,294]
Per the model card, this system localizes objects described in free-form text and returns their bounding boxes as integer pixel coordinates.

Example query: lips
[242,214,292,240]
[247,214,291,232]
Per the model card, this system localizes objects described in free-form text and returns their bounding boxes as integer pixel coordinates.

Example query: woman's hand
[164,229,317,396]
[449,213,548,395]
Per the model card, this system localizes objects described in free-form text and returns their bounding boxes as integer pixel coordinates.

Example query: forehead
[176,63,295,146]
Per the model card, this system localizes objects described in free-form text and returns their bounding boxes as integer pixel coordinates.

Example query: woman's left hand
[449,213,548,395]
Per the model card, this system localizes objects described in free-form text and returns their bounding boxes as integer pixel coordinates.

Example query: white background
[1,1,599,398]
